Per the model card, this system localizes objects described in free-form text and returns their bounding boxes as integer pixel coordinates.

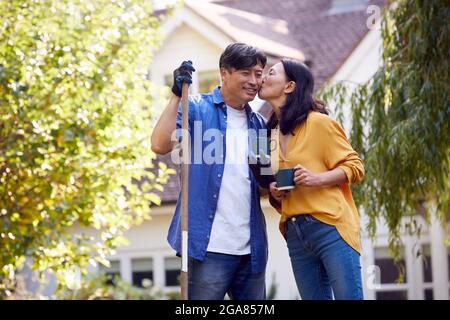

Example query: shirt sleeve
[324,118,365,184]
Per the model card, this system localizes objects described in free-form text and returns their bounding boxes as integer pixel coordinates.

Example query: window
[164,74,173,88]
[375,290,408,300]
[131,258,153,287]
[447,248,450,294]
[447,249,450,281]
[99,260,121,285]
[374,247,407,284]
[327,0,369,15]
[164,74,193,94]
[424,289,434,300]
[422,245,433,283]
[165,257,180,287]
[198,70,220,93]
[373,247,408,300]
[420,244,434,299]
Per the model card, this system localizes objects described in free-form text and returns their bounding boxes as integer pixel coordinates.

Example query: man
[151,43,268,300]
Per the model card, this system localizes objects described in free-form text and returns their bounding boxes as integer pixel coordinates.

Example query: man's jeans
[188,252,266,300]
[285,214,363,300]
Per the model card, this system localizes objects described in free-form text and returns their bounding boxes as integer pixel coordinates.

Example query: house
[86,0,450,299]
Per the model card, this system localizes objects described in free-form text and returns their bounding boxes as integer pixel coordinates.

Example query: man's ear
[284,81,296,94]
[220,67,229,82]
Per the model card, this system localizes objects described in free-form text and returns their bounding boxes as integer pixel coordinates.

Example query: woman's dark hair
[267,58,328,135]
[219,43,267,71]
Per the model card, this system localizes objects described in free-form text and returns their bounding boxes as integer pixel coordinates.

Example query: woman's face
[258,62,290,103]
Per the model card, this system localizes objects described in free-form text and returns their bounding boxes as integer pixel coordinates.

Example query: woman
[259,59,365,300]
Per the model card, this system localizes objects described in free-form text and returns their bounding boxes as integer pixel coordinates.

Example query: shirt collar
[212,86,225,106]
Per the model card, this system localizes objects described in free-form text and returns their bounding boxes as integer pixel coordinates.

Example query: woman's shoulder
[308,111,329,121]
[307,111,344,134]
[307,111,334,126]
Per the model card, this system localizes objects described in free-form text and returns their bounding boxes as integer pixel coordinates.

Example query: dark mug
[275,168,296,190]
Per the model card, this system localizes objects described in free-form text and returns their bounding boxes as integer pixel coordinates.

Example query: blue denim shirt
[167,86,268,273]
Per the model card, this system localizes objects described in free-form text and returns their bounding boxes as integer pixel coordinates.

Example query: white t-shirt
[207,105,251,255]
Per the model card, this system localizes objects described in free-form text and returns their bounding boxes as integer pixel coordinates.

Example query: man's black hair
[219,43,267,71]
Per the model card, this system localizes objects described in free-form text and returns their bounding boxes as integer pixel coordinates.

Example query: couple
[151,43,365,300]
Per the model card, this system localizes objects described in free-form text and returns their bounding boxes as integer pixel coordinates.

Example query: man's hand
[171,60,195,97]
[269,182,288,202]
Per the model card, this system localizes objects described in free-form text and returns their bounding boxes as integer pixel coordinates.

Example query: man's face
[220,64,264,105]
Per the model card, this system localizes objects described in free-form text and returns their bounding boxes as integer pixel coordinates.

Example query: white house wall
[150,23,224,93]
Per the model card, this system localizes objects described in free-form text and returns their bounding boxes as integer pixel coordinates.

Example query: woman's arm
[293,165,348,188]
[324,118,365,185]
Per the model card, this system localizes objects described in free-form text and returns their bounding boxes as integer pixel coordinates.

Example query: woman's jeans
[285,214,363,300]
[188,252,266,300]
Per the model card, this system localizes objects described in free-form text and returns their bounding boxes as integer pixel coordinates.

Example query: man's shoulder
[188,92,216,111]
[188,92,212,103]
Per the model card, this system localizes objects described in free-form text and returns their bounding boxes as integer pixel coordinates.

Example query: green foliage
[0,0,175,291]
[59,273,167,300]
[2,272,180,300]
[318,0,449,260]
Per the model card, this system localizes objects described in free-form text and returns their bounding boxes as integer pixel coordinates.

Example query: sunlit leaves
[0,0,174,294]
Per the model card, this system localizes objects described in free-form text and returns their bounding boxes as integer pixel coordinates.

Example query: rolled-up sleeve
[325,119,365,184]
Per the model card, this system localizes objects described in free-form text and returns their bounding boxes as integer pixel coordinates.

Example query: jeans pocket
[285,220,297,243]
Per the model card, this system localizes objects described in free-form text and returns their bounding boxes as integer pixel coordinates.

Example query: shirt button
[218,173,221,178]
[209,215,213,219]
[291,217,296,222]
[213,194,217,198]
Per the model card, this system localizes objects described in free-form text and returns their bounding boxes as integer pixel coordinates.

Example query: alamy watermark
[366,5,382,30]
[170,121,279,175]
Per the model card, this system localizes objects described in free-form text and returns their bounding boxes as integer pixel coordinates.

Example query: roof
[185,0,305,61]
[152,152,180,204]
[213,0,385,88]
[154,0,386,204]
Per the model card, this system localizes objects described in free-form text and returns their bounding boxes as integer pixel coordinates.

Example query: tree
[0,0,175,295]
[319,0,449,260]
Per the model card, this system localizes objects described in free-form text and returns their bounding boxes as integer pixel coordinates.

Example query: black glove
[171,60,195,97]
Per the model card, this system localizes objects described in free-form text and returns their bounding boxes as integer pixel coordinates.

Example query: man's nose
[248,73,257,85]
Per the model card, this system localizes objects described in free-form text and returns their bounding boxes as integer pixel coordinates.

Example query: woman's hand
[293,164,323,187]
[269,182,288,202]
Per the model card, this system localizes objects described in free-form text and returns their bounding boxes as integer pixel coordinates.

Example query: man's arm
[151,94,180,155]
[150,60,195,155]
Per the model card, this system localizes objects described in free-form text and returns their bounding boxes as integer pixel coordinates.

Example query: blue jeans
[188,252,266,300]
[285,214,363,300]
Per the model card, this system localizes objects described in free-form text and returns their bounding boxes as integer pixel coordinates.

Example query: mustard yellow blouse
[270,111,365,253]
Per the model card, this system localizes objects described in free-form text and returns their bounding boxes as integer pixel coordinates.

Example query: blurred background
[1,0,448,300]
